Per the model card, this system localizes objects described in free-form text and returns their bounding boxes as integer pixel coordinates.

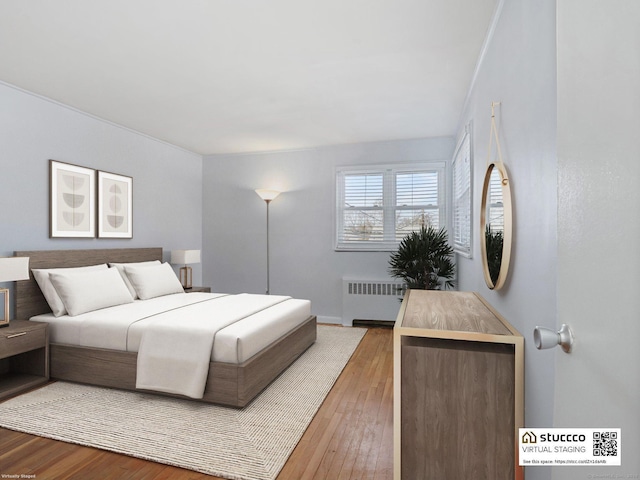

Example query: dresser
[393,290,524,480]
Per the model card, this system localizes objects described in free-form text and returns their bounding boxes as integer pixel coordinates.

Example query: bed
[14,247,317,407]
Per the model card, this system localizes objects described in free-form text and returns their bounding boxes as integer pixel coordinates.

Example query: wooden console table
[393,290,524,480]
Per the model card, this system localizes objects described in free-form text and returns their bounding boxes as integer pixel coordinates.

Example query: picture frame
[50,160,96,238]
[0,288,9,327]
[98,170,133,238]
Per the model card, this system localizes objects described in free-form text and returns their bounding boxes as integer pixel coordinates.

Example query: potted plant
[388,225,456,291]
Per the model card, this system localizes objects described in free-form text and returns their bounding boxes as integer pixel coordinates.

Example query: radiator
[341,278,406,326]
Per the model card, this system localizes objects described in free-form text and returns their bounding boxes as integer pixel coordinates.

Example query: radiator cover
[341,278,405,326]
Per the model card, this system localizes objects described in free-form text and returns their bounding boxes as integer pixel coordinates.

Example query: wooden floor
[0,326,393,480]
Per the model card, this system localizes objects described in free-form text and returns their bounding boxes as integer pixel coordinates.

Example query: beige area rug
[0,325,366,480]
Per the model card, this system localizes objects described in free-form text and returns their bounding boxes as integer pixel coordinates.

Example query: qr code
[593,431,618,456]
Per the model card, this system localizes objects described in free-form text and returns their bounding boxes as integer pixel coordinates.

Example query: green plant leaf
[388,225,456,291]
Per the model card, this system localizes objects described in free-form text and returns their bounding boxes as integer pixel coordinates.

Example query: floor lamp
[255,189,280,295]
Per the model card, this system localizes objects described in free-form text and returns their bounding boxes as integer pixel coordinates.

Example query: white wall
[202,137,454,323]
[554,1,640,478]
[0,82,204,301]
[454,2,557,480]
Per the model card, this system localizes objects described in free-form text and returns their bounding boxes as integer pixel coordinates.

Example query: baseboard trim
[317,315,342,325]
[352,319,395,328]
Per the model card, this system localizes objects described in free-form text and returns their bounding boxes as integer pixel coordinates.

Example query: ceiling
[0,0,497,155]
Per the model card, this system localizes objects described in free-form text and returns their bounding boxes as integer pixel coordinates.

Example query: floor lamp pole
[265,199,271,295]
[255,189,280,295]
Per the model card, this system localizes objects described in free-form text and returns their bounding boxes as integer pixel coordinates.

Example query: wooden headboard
[14,247,163,320]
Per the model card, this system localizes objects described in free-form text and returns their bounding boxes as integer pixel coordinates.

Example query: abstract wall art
[50,160,96,238]
[98,170,133,238]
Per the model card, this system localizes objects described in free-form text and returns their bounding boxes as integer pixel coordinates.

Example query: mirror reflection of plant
[485,225,504,285]
[388,225,456,291]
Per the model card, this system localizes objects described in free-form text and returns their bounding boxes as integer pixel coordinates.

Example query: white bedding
[30,292,312,365]
[136,293,292,398]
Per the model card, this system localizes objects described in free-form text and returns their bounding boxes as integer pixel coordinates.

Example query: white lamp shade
[171,250,201,265]
[0,257,30,282]
[255,189,281,202]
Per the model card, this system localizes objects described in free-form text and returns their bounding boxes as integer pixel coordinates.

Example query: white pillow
[49,268,134,317]
[109,260,161,299]
[32,264,108,317]
[124,262,184,300]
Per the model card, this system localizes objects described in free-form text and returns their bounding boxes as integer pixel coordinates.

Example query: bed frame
[14,247,317,407]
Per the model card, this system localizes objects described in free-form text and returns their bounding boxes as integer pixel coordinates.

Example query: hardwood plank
[374,384,394,480]
[0,326,393,480]
[290,327,393,480]
[363,349,394,479]
[336,329,390,479]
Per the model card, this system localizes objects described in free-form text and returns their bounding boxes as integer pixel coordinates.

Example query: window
[336,163,446,251]
[452,125,472,257]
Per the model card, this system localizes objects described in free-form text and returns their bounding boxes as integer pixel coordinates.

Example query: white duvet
[136,293,290,398]
[30,292,312,399]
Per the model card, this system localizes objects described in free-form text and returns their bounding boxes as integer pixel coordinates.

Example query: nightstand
[0,320,49,400]
[185,286,211,293]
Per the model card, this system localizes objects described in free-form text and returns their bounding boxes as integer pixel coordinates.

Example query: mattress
[30,292,312,364]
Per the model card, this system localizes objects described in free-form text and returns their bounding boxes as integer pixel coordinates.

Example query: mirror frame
[480,162,512,290]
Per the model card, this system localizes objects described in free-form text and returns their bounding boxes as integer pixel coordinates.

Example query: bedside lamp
[170,250,200,289]
[0,256,30,327]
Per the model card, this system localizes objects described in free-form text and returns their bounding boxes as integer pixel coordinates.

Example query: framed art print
[98,170,133,238]
[1,288,9,327]
[50,160,96,238]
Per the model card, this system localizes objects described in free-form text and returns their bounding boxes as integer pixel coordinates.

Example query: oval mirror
[480,162,512,290]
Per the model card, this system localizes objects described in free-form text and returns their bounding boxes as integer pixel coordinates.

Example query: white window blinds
[336,163,445,251]
[342,173,384,242]
[395,171,440,241]
[452,127,472,257]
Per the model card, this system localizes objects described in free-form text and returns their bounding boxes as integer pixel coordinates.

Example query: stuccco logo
[522,431,587,443]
